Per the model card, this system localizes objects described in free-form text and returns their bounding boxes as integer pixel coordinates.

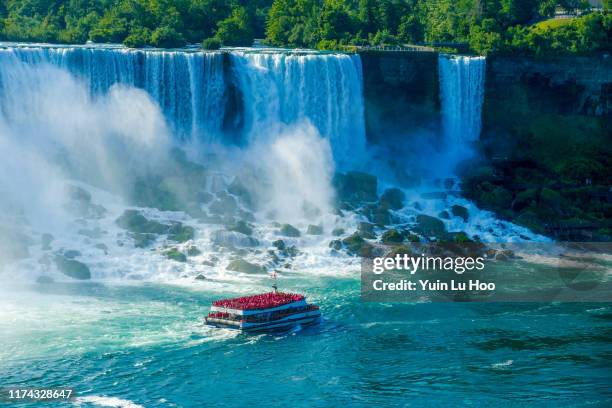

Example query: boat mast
[271,270,278,293]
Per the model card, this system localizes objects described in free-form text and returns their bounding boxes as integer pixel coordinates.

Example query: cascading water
[0,45,226,142]
[230,50,366,166]
[438,55,486,157]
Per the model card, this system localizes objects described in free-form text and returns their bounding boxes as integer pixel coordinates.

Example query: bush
[151,26,186,48]
[202,37,221,50]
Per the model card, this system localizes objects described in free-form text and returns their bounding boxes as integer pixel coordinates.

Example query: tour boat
[205,291,321,333]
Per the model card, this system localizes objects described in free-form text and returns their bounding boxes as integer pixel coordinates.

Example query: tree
[215,6,254,46]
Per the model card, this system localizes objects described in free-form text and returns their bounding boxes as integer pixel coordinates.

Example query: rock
[228,220,253,236]
[413,202,423,211]
[187,246,202,256]
[341,233,373,256]
[272,239,286,250]
[438,210,451,220]
[381,229,404,244]
[451,205,469,222]
[404,232,421,242]
[195,274,207,281]
[116,210,168,234]
[212,230,258,248]
[282,245,299,257]
[332,228,345,236]
[54,255,91,280]
[280,224,300,237]
[41,233,54,250]
[357,222,376,239]
[36,275,55,284]
[334,171,378,203]
[329,239,342,251]
[63,250,82,259]
[226,259,266,274]
[164,248,187,262]
[228,177,253,207]
[447,231,473,243]
[306,225,323,235]
[167,223,195,243]
[202,260,215,267]
[131,233,156,248]
[415,214,446,237]
[386,245,414,258]
[380,188,405,210]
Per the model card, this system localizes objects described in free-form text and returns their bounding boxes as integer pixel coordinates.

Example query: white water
[438,55,486,158]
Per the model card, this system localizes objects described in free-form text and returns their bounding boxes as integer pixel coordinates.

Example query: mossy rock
[306,225,323,235]
[447,231,473,243]
[167,223,195,243]
[131,233,156,248]
[341,233,372,256]
[116,210,168,234]
[280,224,300,237]
[381,229,403,244]
[226,259,266,274]
[415,214,446,237]
[380,188,405,210]
[164,248,187,262]
[228,220,253,236]
[450,205,469,222]
[54,255,91,280]
[357,222,376,239]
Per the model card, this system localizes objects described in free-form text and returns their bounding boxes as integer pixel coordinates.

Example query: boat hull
[206,311,321,333]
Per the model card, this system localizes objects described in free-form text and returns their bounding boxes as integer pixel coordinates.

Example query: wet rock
[280,224,300,237]
[386,245,414,258]
[447,231,473,243]
[164,248,187,262]
[228,220,253,236]
[342,233,373,256]
[415,214,446,237]
[381,229,403,244]
[54,255,91,280]
[272,239,286,250]
[187,246,202,256]
[195,274,207,281]
[228,177,253,208]
[167,223,195,243]
[329,239,342,251]
[438,210,451,220]
[332,228,345,236]
[202,260,215,267]
[226,259,266,274]
[282,245,299,258]
[413,202,423,211]
[334,171,378,203]
[116,210,168,234]
[451,205,469,222]
[306,225,323,235]
[131,233,156,248]
[357,222,376,239]
[380,188,405,210]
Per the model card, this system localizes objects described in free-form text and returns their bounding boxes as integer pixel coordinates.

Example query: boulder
[341,233,373,256]
[280,224,301,237]
[167,223,195,243]
[381,229,403,244]
[272,239,286,250]
[438,210,451,220]
[332,228,345,236]
[415,214,446,237]
[380,188,405,210]
[54,255,91,280]
[329,239,342,251]
[195,274,207,281]
[451,205,469,222]
[212,230,258,247]
[226,259,266,274]
[306,225,323,235]
[187,246,202,256]
[131,233,156,248]
[357,222,376,239]
[164,248,187,262]
[116,210,168,234]
[208,194,238,216]
[228,177,253,207]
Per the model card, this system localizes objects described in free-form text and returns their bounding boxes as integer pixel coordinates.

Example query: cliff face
[358,51,439,144]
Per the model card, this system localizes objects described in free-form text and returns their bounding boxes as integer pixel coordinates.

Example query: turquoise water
[2,278,611,407]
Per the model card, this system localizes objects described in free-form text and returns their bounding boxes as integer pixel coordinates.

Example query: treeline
[0,0,609,55]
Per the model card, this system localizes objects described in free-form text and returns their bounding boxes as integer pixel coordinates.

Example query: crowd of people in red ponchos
[212,292,305,310]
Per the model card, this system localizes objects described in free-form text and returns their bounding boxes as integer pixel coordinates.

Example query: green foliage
[0,0,609,54]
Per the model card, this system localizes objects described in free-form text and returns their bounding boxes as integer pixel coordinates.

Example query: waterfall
[438,55,486,151]
[0,45,226,142]
[229,50,366,166]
